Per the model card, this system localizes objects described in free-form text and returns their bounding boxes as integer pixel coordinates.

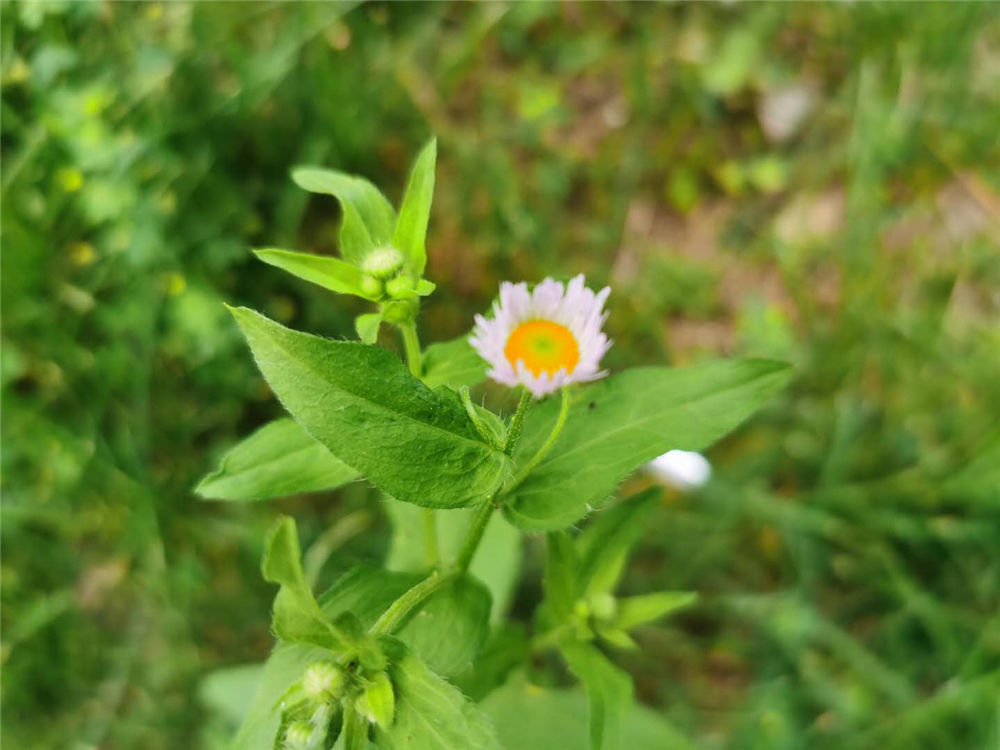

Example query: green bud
[380,299,417,325]
[302,661,344,702]
[356,671,395,728]
[385,275,416,299]
[361,247,405,280]
[589,592,617,622]
[283,720,315,750]
[360,274,383,299]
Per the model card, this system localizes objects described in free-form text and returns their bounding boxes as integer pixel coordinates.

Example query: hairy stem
[454,495,496,574]
[502,388,533,454]
[506,387,571,493]
[369,570,453,636]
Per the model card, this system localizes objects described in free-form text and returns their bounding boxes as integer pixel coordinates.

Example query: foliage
[3,3,999,749]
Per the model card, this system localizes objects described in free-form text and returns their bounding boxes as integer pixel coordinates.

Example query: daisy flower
[470,274,612,398]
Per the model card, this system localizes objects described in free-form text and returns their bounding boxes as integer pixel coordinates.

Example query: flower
[470,274,612,397]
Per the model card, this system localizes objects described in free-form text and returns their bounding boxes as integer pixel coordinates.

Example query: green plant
[197,141,790,749]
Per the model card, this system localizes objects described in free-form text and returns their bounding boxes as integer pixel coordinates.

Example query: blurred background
[3,2,999,748]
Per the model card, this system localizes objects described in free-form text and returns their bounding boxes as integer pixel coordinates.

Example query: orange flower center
[504,320,580,377]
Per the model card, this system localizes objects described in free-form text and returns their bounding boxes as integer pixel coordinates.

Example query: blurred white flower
[647,450,712,490]
[470,275,612,398]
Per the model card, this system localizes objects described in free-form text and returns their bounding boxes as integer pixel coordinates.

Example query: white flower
[470,274,612,398]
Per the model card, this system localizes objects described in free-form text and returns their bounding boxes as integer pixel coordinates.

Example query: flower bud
[356,671,395,729]
[589,593,617,621]
[380,299,417,325]
[283,720,315,750]
[302,661,344,702]
[385,275,416,299]
[360,274,383,299]
[361,247,405,280]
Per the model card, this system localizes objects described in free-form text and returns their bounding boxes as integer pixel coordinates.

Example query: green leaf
[195,418,358,502]
[544,531,579,622]
[415,279,436,296]
[392,138,436,276]
[355,313,382,344]
[396,576,491,677]
[453,623,530,701]
[614,591,697,630]
[229,307,510,509]
[421,335,487,390]
[291,166,396,261]
[318,565,491,676]
[505,359,792,530]
[559,642,633,750]
[261,516,348,652]
[482,671,696,750]
[375,638,503,750]
[576,488,661,596]
[253,248,379,300]
[384,498,520,621]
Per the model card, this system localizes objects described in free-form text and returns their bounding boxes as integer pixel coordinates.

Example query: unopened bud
[359,275,383,299]
[589,593,617,621]
[302,661,344,702]
[361,247,405,280]
[283,721,315,750]
[385,275,416,299]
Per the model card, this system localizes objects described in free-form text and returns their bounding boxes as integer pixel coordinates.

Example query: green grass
[2,2,999,748]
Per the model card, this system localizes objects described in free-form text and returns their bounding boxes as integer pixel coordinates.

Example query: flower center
[504,320,580,377]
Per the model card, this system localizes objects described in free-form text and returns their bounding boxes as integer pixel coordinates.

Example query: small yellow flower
[471,275,612,398]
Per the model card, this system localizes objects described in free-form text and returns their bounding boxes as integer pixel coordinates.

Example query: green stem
[397,320,439,569]
[506,387,571,493]
[369,570,453,636]
[422,507,439,568]
[399,321,422,378]
[454,495,496,574]
[502,388,533,454]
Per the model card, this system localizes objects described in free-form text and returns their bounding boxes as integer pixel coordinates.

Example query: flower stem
[399,320,422,378]
[506,387,571,493]
[454,495,496,574]
[502,388,533,454]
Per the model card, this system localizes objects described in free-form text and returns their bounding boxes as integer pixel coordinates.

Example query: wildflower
[471,275,611,398]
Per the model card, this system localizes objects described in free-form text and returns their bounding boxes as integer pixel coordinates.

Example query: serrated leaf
[355,313,382,344]
[392,138,436,276]
[196,418,358,502]
[504,360,792,530]
[375,638,503,750]
[253,248,378,300]
[482,672,696,750]
[262,516,348,651]
[384,498,520,621]
[229,307,510,509]
[576,488,660,596]
[559,642,633,750]
[291,166,396,262]
[615,592,697,630]
[421,335,487,390]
